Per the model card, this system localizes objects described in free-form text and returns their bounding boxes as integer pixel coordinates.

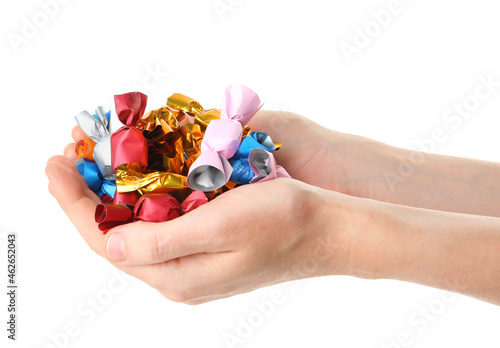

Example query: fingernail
[107,234,125,262]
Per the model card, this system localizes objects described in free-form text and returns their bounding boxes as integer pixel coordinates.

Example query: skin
[45,110,500,305]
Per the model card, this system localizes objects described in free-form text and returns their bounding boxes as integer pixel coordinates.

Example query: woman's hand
[46,153,352,304]
[46,119,356,303]
[46,109,500,305]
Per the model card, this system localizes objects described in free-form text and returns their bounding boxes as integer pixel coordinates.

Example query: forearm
[334,131,500,217]
[325,192,500,305]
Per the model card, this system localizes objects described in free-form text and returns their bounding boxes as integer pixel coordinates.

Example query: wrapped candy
[75,158,102,192]
[229,131,277,184]
[133,193,181,222]
[113,191,140,207]
[187,84,262,192]
[115,163,188,194]
[248,148,290,183]
[75,107,114,180]
[111,93,149,171]
[95,204,134,233]
[181,191,209,214]
[99,179,118,199]
[74,107,117,199]
[75,138,96,161]
[73,85,290,233]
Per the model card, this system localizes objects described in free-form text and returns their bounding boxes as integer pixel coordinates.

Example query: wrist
[304,186,377,279]
[315,188,401,280]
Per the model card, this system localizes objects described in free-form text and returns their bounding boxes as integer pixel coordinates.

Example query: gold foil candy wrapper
[138,106,180,134]
[167,93,204,117]
[116,163,188,195]
[183,148,201,175]
[163,132,184,174]
[242,125,252,139]
[194,109,221,131]
[142,118,175,143]
[224,180,238,190]
[180,123,203,151]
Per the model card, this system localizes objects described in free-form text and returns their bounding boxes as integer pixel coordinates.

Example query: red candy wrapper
[111,127,149,170]
[111,93,149,171]
[181,191,209,214]
[133,193,181,222]
[95,204,134,233]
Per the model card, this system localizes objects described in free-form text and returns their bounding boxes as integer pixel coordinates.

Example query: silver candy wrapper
[75,107,116,180]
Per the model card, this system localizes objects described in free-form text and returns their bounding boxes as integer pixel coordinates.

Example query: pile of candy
[74,84,290,233]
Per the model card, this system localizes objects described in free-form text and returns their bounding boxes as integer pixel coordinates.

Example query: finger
[144,251,245,302]
[46,155,104,255]
[72,125,87,142]
[64,143,77,161]
[104,206,232,266]
[47,155,100,202]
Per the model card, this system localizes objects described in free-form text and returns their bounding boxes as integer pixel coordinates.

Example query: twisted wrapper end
[248,148,291,183]
[187,150,233,192]
[220,84,263,126]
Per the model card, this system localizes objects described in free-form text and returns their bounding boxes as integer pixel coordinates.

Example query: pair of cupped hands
[46,110,382,305]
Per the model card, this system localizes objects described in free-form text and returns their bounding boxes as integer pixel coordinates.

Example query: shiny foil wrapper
[181,123,203,151]
[75,107,115,180]
[95,204,134,233]
[139,106,181,142]
[167,93,204,117]
[248,148,290,183]
[116,163,188,194]
[181,191,209,214]
[113,191,140,207]
[163,132,185,174]
[115,92,148,127]
[133,193,181,222]
[186,84,262,191]
[75,137,96,161]
[229,131,277,184]
[194,109,221,131]
[111,127,149,170]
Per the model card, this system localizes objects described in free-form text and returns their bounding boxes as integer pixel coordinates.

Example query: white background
[1,0,499,347]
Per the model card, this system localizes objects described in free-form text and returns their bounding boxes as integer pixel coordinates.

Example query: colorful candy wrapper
[74,108,117,199]
[186,84,263,191]
[248,148,290,183]
[181,191,209,214]
[95,204,134,233]
[75,158,103,193]
[229,131,277,184]
[133,193,181,222]
[73,84,290,233]
[111,93,149,171]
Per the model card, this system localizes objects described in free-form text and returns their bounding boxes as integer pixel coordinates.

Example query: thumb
[104,211,228,266]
